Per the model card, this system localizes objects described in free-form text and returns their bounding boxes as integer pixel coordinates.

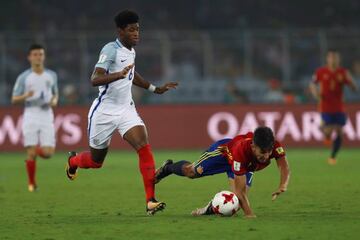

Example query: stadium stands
[0,0,360,105]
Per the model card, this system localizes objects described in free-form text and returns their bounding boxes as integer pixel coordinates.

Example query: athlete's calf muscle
[184,165,198,178]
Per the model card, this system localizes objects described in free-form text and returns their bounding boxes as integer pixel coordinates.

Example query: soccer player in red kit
[310,49,357,165]
[155,126,290,218]
[65,10,177,215]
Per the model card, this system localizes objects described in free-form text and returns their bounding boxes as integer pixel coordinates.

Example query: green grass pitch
[1,148,359,240]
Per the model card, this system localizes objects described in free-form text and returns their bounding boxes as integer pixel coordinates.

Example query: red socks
[25,160,36,186]
[138,144,155,202]
[69,151,102,169]
[68,147,155,203]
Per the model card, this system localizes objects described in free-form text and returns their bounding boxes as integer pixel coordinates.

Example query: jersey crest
[276,147,284,155]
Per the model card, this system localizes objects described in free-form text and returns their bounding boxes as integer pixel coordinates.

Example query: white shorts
[22,119,56,147]
[88,103,145,149]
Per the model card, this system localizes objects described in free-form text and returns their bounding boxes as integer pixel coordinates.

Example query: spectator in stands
[224,81,248,103]
[264,79,284,103]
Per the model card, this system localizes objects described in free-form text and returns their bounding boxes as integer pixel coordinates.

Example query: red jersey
[313,67,350,113]
[221,132,286,175]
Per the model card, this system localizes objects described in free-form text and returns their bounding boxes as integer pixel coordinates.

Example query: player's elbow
[351,84,358,92]
[309,82,316,90]
[91,79,99,87]
[11,97,18,104]
[281,163,291,176]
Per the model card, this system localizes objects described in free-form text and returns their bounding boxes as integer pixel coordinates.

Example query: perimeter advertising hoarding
[0,104,359,151]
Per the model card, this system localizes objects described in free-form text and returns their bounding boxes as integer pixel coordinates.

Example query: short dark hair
[114,10,139,29]
[28,44,44,54]
[253,126,275,151]
[327,48,339,54]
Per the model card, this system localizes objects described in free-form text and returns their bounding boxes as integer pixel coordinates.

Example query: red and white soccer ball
[211,191,239,216]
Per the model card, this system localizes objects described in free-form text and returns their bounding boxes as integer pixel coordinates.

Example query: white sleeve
[95,43,117,71]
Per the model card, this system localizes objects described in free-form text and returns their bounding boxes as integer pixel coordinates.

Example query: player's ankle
[147,197,157,203]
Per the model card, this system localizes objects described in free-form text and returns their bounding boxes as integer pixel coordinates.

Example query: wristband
[148,84,156,92]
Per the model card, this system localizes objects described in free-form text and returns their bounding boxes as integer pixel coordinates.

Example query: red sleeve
[231,143,249,176]
[271,141,286,160]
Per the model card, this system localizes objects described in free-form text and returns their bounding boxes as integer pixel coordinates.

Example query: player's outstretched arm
[49,94,59,107]
[309,77,320,100]
[11,91,34,104]
[91,64,133,87]
[346,71,358,92]
[272,156,290,201]
[133,71,178,94]
[233,175,256,218]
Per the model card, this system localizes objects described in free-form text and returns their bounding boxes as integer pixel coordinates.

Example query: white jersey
[91,38,136,116]
[12,68,58,122]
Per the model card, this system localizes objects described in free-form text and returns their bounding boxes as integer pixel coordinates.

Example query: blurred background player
[155,126,290,218]
[65,10,178,215]
[309,49,358,165]
[11,44,58,192]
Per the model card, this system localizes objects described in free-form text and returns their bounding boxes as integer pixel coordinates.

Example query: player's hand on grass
[244,214,257,219]
[117,64,134,79]
[154,82,178,94]
[271,188,286,201]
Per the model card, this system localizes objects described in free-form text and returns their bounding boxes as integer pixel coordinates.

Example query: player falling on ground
[65,10,178,215]
[11,44,59,192]
[155,126,290,218]
[309,49,357,165]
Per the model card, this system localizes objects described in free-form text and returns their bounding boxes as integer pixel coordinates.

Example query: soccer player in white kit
[65,10,178,215]
[11,44,59,192]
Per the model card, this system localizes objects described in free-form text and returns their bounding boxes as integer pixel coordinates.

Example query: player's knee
[183,166,197,178]
[27,152,37,160]
[335,127,343,136]
[188,174,198,179]
[322,127,332,136]
[26,148,37,160]
[321,125,330,132]
[42,148,55,159]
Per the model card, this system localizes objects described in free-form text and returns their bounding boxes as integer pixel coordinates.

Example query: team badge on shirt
[276,147,284,155]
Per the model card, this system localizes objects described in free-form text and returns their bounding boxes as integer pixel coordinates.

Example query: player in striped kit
[155,127,290,218]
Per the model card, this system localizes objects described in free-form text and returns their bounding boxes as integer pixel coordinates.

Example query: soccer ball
[211,191,239,216]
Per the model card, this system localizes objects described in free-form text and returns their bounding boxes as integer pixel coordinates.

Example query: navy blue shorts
[193,138,254,187]
[321,112,347,126]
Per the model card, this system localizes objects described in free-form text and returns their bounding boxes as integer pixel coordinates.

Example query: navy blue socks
[331,135,342,158]
[166,160,190,176]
